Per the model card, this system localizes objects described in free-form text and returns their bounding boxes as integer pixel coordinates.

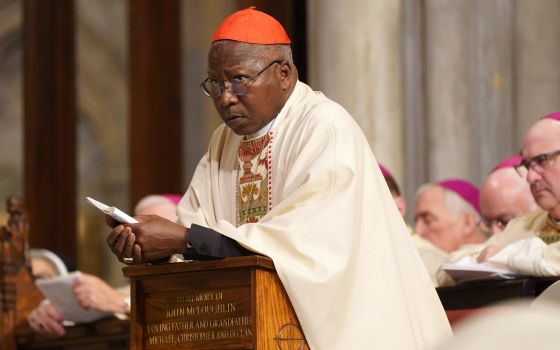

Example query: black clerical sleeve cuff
[186,224,253,258]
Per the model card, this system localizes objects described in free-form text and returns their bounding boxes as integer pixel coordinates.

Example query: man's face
[206,41,288,135]
[522,119,560,217]
[479,168,535,235]
[414,186,467,253]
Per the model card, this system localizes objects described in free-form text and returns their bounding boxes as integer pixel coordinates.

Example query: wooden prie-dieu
[124,256,309,350]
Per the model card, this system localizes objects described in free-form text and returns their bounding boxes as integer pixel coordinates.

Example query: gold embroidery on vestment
[236,134,271,226]
[539,215,560,244]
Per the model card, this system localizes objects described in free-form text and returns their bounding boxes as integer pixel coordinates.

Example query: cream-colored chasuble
[236,133,272,226]
[178,81,452,349]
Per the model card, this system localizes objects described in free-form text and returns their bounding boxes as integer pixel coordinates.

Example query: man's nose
[218,88,239,106]
[526,167,542,184]
[414,221,426,236]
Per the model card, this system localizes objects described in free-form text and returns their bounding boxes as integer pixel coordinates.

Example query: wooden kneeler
[124,256,309,350]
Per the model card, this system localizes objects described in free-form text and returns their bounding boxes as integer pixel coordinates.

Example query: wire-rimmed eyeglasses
[200,60,283,98]
[514,149,560,176]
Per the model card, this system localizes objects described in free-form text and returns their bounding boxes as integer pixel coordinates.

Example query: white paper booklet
[86,196,138,224]
[441,262,518,283]
[35,271,113,323]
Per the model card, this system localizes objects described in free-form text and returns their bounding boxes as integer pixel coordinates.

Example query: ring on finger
[123,257,134,264]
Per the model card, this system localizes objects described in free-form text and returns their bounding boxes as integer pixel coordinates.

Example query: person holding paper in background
[27,194,181,337]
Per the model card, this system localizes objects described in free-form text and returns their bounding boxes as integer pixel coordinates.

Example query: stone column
[514,0,560,143]
[423,0,515,185]
[308,0,404,184]
[423,0,473,182]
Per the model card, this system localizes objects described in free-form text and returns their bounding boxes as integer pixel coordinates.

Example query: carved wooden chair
[0,197,43,350]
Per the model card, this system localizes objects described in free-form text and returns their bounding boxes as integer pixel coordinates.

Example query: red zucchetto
[211,7,291,45]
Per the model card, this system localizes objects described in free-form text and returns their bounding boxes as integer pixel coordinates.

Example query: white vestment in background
[178,81,452,349]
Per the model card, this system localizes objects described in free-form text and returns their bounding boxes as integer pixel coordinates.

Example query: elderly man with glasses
[105,7,451,350]
[475,113,560,274]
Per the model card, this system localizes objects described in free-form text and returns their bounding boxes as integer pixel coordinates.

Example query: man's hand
[28,300,65,337]
[73,273,128,314]
[104,214,120,228]
[128,215,189,261]
[106,225,142,263]
[477,245,501,262]
[106,215,188,263]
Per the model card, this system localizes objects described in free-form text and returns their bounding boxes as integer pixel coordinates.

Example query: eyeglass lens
[200,60,281,98]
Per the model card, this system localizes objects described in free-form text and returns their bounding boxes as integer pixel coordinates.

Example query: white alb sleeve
[489,237,557,276]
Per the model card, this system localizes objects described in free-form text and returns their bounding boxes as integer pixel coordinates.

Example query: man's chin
[230,125,259,136]
[231,128,246,136]
[227,123,249,136]
[535,196,558,213]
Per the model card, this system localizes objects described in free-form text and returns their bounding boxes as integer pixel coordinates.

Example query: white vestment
[438,209,560,285]
[178,81,451,349]
[482,210,560,275]
[412,234,450,286]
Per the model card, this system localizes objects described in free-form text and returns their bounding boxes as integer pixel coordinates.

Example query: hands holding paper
[106,215,189,263]
[28,273,128,337]
[73,274,129,314]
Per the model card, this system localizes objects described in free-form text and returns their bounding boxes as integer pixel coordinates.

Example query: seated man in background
[414,179,489,253]
[27,194,181,337]
[413,179,488,285]
[378,163,447,285]
[437,157,538,286]
[479,156,537,236]
[476,113,560,274]
[133,193,182,218]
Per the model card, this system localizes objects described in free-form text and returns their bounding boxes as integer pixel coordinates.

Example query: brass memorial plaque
[139,269,254,349]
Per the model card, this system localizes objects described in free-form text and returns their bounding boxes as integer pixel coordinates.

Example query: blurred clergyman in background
[479,156,537,236]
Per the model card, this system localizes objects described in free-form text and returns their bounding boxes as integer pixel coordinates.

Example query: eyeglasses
[200,60,283,98]
[514,149,560,176]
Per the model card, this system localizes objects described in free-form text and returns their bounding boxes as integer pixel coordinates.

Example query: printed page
[36,271,113,323]
[441,262,518,283]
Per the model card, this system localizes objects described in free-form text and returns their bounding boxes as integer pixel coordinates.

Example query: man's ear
[461,212,478,237]
[278,61,292,89]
